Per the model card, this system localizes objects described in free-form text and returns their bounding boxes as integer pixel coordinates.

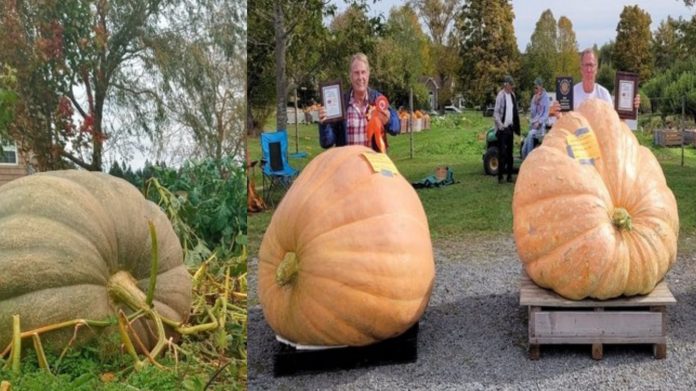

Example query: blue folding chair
[260,131,298,206]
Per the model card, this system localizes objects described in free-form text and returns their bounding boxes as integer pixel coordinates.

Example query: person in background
[573,48,612,108]
[318,53,400,152]
[551,48,639,113]
[522,77,549,159]
[493,75,520,184]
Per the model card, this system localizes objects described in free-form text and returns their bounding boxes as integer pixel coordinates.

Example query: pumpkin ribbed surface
[259,145,435,346]
[0,170,192,349]
[513,99,679,300]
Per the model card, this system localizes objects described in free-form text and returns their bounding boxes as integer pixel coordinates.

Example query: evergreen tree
[598,41,615,67]
[556,16,580,82]
[596,62,616,94]
[109,161,124,178]
[455,0,520,106]
[524,10,557,92]
[653,17,681,72]
[123,163,139,187]
[678,15,696,55]
[614,5,654,82]
[596,42,615,93]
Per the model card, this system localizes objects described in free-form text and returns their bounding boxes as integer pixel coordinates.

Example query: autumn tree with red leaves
[0,0,174,171]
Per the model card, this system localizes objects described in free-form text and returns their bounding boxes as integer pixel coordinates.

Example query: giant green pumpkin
[0,170,192,350]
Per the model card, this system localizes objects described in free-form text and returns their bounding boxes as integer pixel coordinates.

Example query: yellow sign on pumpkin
[362,151,399,177]
[566,127,601,163]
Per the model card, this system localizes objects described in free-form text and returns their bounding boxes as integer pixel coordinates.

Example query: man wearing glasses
[574,48,612,108]
[551,48,639,115]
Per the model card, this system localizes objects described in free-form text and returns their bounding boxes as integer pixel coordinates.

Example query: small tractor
[482,128,543,176]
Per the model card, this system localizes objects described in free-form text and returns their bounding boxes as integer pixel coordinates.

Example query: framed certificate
[556,76,574,112]
[614,71,639,120]
[320,80,344,123]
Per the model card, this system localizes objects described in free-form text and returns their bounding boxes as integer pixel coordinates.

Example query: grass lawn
[247,111,696,256]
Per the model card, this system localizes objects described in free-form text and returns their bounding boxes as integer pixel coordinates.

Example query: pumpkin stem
[107,271,169,361]
[146,220,159,309]
[10,314,21,375]
[276,252,299,286]
[612,207,633,231]
[108,271,149,311]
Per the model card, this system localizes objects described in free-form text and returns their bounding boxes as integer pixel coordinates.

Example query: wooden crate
[412,118,423,132]
[654,129,683,147]
[520,273,676,360]
[400,116,410,133]
[684,129,696,145]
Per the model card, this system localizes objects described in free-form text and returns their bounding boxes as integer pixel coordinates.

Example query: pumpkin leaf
[185,241,213,268]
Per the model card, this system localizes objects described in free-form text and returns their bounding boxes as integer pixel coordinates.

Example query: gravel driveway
[247,234,696,390]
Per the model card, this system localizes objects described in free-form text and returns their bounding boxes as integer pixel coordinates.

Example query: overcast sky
[331,0,695,51]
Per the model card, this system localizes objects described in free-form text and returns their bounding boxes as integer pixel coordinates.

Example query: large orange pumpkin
[258,145,435,346]
[513,99,679,300]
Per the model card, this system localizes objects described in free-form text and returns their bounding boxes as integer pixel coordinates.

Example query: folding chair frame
[260,131,298,207]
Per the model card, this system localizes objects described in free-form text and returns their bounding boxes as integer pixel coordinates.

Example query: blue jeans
[522,128,542,159]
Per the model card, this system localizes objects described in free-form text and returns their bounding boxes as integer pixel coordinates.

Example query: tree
[523,10,557,93]
[596,62,616,94]
[676,15,696,57]
[324,4,381,82]
[148,0,246,163]
[247,0,276,135]
[455,0,520,106]
[0,0,79,170]
[642,58,696,121]
[0,0,177,172]
[556,16,580,81]
[614,5,654,82]
[247,0,330,135]
[410,0,460,108]
[597,41,615,67]
[0,65,17,137]
[269,1,327,133]
[285,3,329,115]
[371,5,430,108]
[108,160,124,177]
[595,42,615,93]
[653,17,681,72]
[410,0,459,45]
[668,67,696,120]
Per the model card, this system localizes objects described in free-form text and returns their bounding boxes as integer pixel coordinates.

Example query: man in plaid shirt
[318,53,400,152]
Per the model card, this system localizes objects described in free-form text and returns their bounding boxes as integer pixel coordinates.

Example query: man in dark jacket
[318,53,400,152]
[493,75,520,183]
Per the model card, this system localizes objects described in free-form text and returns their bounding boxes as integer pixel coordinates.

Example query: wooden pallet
[520,273,676,360]
[273,322,419,377]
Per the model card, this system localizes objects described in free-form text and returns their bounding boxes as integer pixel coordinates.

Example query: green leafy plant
[135,157,247,266]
